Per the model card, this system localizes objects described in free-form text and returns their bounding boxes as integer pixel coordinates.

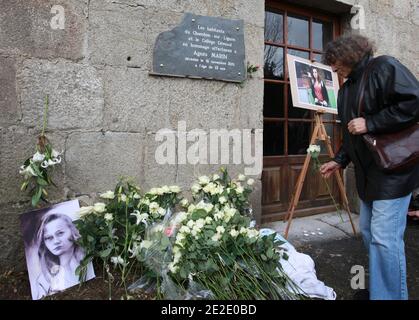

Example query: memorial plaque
[151,13,246,82]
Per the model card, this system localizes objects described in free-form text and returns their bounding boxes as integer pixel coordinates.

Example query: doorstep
[261,211,360,247]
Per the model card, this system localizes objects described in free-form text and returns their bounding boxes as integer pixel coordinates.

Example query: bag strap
[357,57,377,117]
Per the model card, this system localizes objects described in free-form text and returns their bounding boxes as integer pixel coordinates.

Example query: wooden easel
[283,111,357,239]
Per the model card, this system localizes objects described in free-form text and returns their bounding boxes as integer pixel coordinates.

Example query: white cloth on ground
[259,228,337,300]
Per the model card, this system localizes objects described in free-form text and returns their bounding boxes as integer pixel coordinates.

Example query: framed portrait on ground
[287,54,339,115]
[19,200,95,300]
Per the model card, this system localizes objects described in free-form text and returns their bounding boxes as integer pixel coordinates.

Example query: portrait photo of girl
[287,54,339,115]
[20,200,95,300]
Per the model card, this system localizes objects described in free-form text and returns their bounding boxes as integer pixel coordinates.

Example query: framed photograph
[287,54,339,115]
[19,200,95,300]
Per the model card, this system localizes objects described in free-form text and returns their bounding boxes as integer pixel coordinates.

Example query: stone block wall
[0,0,265,271]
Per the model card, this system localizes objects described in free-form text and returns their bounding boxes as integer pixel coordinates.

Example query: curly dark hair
[322,34,376,68]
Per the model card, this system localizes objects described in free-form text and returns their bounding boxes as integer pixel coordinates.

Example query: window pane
[263,122,285,156]
[312,53,323,63]
[288,122,311,155]
[287,85,312,119]
[287,49,310,60]
[265,11,283,43]
[264,45,284,80]
[313,19,333,51]
[287,14,309,48]
[264,83,284,118]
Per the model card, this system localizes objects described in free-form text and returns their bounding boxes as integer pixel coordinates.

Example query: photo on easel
[287,54,339,115]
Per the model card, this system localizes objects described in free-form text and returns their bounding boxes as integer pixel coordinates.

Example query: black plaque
[151,13,246,82]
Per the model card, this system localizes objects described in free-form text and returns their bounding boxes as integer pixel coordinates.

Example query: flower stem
[42,95,49,136]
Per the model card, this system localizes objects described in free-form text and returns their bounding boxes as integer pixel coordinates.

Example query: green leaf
[31,187,43,207]
[261,254,267,261]
[99,248,112,258]
[37,177,49,186]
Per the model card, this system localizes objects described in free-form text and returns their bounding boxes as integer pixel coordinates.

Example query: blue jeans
[359,193,411,300]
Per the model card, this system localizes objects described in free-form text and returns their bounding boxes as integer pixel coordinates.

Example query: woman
[307,67,330,107]
[320,34,419,300]
[35,213,94,299]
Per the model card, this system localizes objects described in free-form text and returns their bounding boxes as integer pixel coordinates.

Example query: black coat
[333,54,419,202]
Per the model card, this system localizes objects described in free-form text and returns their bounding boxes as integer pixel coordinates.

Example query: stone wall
[0,0,265,271]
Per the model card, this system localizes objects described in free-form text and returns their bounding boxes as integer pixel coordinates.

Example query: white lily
[100,191,115,199]
[32,152,45,163]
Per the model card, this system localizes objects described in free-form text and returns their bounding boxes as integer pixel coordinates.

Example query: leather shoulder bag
[357,59,419,172]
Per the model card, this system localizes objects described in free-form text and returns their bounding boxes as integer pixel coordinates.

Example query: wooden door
[262,1,342,223]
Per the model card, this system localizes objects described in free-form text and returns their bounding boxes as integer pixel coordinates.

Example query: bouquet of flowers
[19,95,62,207]
[75,179,182,297]
[133,169,304,300]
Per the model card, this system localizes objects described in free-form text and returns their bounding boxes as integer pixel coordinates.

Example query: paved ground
[263,212,419,300]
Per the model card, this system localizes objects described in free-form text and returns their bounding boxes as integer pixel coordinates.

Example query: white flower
[149,202,160,214]
[176,233,186,244]
[187,204,196,213]
[78,206,94,218]
[51,156,61,165]
[205,216,213,224]
[140,198,150,206]
[120,194,127,202]
[162,185,170,193]
[240,227,248,234]
[211,233,222,242]
[139,240,152,250]
[230,229,239,238]
[111,256,125,266]
[155,188,164,195]
[191,184,201,194]
[131,210,149,225]
[187,220,195,228]
[238,174,246,181]
[247,178,255,186]
[216,226,225,234]
[40,160,49,168]
[307,144,321,155]
[133,193,141,199]
[19,165,37,178]
[32,152,45,163]
[174,211,187,224]
[173,251,182,263]
[100,191,115,199]
[219,196,227,204]
[212,174,220,180]
[173,246,180,254]
[158,207,166,216]
[93,202,106,213]
[247,229,260,239]
[168,262,179,273]
[195,219,205,229]
[236,186,244,194]
[149,188,158,195]
[180,198,189,208]
[104,213,113,221]
[169,185,181,193]
[51,149,61,158]
[198,176,210,185]
[179,226,191,234]
[191,228,198,237]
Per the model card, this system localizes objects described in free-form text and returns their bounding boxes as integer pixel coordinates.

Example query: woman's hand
[320,161,341,178]
[348,117,367,135]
